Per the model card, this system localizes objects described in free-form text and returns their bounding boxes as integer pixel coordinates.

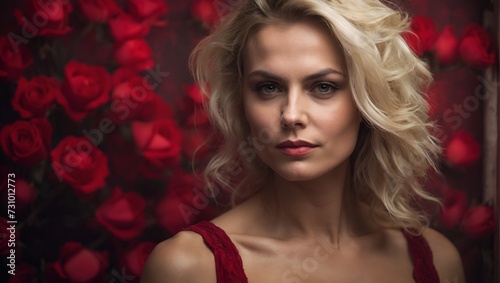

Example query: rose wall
[0,0,497,282]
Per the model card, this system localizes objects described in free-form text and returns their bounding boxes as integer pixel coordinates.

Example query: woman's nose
[280,90,308,129]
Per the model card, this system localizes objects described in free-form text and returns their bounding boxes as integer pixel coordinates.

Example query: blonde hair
[189,0,441,234]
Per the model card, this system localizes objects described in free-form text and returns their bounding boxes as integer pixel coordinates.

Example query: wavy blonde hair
[190,0,441,234]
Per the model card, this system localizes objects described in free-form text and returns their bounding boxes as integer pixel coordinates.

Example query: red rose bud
[403,16,436,56]
[184,84,206,104]
[12,76,59,119]
[443,130,481,167]
[109,12,150,43]
[108,68,156,124]
[156,185,198,234]
[128,0,167,24]
[76,0,121,22]
[58,60,111,121]
[156,169,217,234]
[460,205,495,240]
[131,119,182,169]
[433,25,459,66]
[114,39,154,72]
[191,0,221,28]
[95,187,146,240]
[438,189,468,229]
[14,0,73,37]
[0,118,52,166]
[459,24,496,69]
[0,36,33,81]
[46,242,108,283]
[50,136,109,195]
[122,242,156,278]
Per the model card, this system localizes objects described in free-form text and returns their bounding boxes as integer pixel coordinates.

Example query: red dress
[182,221,440,283]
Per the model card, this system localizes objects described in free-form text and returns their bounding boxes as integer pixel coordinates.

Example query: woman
[141,0,465,282]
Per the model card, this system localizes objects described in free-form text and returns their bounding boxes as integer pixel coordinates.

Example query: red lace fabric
[182,221,248,283]
[182,221,439,283]
[402,229,440,283]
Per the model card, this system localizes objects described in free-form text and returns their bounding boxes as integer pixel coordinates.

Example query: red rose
[14,0,73,37]
[438,189,468,229]
[114,39,154,72]
[156,169,216,234]
[128,0,168,24]
[11,76,59,119]
[460,205,495,240]
[1,118,52,166]
[109,12,150,43]
[433,25,459,66]
[76,0,121,22]
[46,242,108,283]
[122,242,156,278]
[0,35,33,81]
[131,119,182,169]
[7,263,36,283]
[443,130,481,167]
[184,84,206,104]
[459,24,496,69]
[58,60,111,121]
[95,187,146,240]
[107,68,156,124]
[403,16,436,56]
[191,0,221,28]
[50,136,109,195]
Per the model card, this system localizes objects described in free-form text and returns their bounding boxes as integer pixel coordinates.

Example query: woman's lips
[276,140,318,156]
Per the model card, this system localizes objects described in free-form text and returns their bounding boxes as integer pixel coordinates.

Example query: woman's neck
[257,161,374,245]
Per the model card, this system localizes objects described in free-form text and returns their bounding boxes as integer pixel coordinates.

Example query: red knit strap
[402,229,440,283]
[182,221,248,283]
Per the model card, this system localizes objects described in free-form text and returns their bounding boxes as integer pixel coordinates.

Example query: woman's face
[242,20,361,181]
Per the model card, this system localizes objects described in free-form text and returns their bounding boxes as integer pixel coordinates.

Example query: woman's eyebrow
[246,68,345,81]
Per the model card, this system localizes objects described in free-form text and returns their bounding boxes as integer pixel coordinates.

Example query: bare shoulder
[140,231,215,283]
[422,227,466,283]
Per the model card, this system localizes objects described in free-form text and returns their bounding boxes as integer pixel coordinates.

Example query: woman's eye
[314,82,338,94]
[256,83,280,94]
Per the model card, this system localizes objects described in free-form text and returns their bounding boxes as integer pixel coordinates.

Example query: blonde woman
[141,0,465,282]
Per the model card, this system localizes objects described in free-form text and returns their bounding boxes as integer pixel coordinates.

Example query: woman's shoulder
[421,227,466,283]
[140,230,215,283]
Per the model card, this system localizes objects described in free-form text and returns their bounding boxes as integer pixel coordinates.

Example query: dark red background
[0,0,495,282]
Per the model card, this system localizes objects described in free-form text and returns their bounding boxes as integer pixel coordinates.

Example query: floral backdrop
[0,0,497,282]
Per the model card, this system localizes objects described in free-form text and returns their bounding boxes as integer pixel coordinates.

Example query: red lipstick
[276,140,318,156]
